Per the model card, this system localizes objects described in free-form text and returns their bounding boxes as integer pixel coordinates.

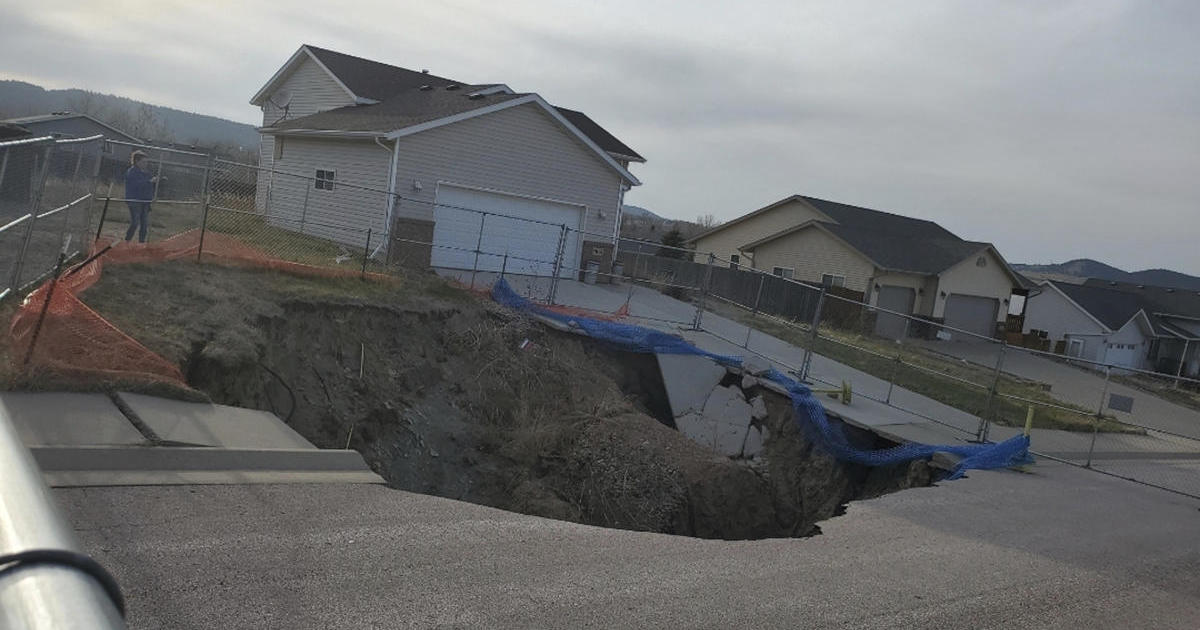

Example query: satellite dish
[271,89,293,108]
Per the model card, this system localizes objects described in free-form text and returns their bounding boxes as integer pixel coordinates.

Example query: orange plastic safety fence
[7,229,393,388]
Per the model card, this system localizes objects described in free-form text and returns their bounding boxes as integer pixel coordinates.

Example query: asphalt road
[59,462,1200,629]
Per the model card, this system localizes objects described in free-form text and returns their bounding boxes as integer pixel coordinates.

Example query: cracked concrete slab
[1,392,145,446]
[117,392,315,449]
[657,354,726,418]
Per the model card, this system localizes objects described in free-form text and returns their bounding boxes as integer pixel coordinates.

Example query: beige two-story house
[688,195,1025,339]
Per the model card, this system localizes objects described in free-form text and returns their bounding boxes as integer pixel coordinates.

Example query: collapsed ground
[13,260,934,539]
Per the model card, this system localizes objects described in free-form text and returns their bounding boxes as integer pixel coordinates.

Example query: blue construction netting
[492,279,1033,480]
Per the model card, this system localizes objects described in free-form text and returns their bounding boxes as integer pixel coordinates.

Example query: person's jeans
[125,202,150,242]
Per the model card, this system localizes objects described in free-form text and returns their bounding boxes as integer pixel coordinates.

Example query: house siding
[389,102,624,252]
[750,227,875,292]
[871,271,937,316]
[257,54,356,210]
[933,248,1015,321]
[1104,316,1153,370]
[691,199,827,264]
[1022,284,1108,361]
[267,137,391,244]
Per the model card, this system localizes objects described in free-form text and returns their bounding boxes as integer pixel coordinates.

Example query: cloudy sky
[2,0,1197,273]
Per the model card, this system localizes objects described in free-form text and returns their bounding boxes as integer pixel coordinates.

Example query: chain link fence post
[548,224,568,305]
[469,213,486,290]
[298,180,311,236]
[886,317,911,405]
[10,143,54,291]
[976,341,1007,442]
[744,273,766,348]
[361,228,372,279]
[692,253,714,331]
[196,157,214,262]
[1085,366,1113,468]
[800,284,827,383]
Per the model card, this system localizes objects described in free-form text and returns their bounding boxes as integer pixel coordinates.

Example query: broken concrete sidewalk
[657,354,765,458]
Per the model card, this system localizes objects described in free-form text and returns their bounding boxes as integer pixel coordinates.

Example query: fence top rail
[0,135,55,148]
[35,193,91,220]
[1005,342,1200,386]
[52,134,105,146]
[106,138,210,158]
[0,213,32,233]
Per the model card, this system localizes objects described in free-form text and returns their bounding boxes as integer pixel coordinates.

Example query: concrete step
[32,446,384,487]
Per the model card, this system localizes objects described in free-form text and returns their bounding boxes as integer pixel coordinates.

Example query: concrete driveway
[920,340,1200,441]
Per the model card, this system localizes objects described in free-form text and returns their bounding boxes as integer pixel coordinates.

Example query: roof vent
[1137,285,1145,289]
[418,85,432,91]
[445,84,460,91]
[1166,288,1175,293]
[468,93,485,100]
[421,69,429,74]
[51,111,71,116]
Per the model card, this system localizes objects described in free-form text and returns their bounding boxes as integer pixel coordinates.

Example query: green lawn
[703,298,1136,433]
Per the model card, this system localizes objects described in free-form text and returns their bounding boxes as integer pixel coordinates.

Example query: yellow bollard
[1024,405,1035,437]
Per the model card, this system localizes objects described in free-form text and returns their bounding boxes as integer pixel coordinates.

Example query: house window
[729,254,740,270]
[821,273,846,288]
[772,267,794,279]
[315,169,335,190]
[976,256,987,268]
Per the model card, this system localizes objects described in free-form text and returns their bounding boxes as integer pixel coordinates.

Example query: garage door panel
[430,185,582,278]
[943,294,999,339]
[874,285,916,339]
[477,214,570,276]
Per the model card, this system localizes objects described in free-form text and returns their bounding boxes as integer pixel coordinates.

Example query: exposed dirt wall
[73,262,932,539]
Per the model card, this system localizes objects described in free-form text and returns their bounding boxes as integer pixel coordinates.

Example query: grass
[703,298,1137,433]
[204,208,381,271]
[1114,373,1200,413]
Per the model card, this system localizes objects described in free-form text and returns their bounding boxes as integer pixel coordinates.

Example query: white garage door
[1103,343,1140,369]
[943,294,999,339]
[430,184,583,277]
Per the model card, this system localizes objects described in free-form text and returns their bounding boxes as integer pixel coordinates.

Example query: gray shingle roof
[821,223,987,274]
[271,45,642,161]
[269,90,527,133]
[1081,279,1200,320]
[306,46,461,102]
[739,195,1004,276]
[1051,281,1149,331]
[554,107,644,162]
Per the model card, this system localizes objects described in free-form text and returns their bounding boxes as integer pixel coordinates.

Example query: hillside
[622,204,665,221]
[0,80,258,148]
[1014,258,1200,291]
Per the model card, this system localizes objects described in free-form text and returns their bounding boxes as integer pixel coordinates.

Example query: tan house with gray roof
[688,195,1025,339]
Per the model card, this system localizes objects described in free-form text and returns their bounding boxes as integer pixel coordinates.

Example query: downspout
[373,136,399,258]
[611,180,627,264]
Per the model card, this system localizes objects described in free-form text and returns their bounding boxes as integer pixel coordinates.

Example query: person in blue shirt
[123,151,158,242]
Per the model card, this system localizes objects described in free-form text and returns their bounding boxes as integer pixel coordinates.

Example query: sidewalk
[525,277,1200,494]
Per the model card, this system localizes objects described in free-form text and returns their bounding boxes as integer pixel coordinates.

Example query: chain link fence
[10,138,1198,498]
[611,245,1200,498]
[1,135,103,300]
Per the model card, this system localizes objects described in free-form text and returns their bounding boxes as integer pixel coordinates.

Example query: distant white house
[249,45,643,277]
[1023,281,1165,371]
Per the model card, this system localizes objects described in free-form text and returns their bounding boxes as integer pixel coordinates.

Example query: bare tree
[66,91,102,116]
[696,213,720,229]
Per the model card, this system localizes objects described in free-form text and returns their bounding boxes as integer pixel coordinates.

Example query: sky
[2,0,1197,273]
